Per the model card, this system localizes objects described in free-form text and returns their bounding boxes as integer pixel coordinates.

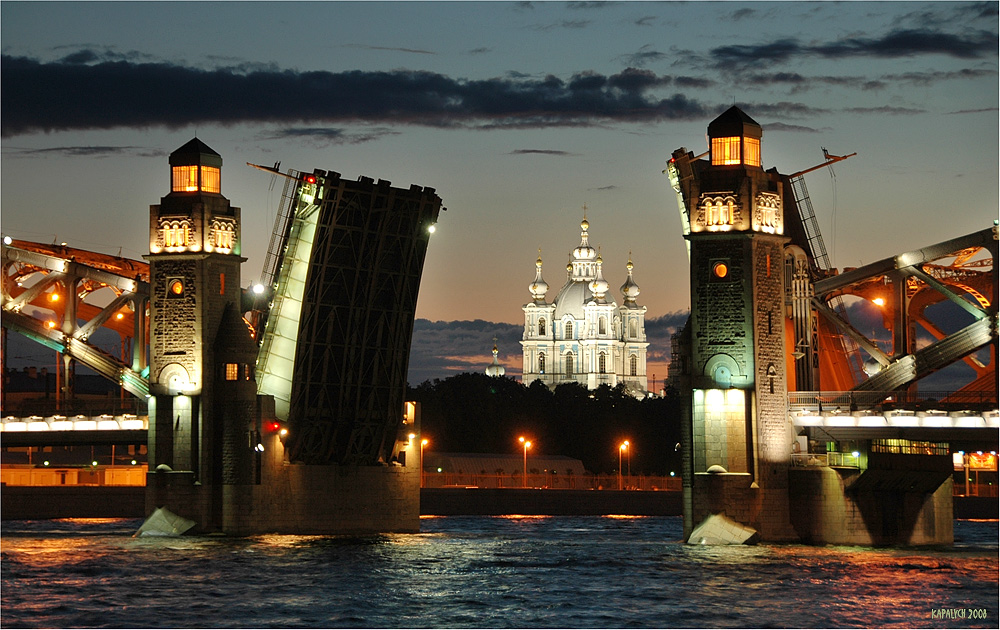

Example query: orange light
[713,262,728,279]
[169,280,184,295]
[115,312,125,320]
[46,320,57,329]
[872,297,886,307]
[48,292,60,302]
[421,439,428,446]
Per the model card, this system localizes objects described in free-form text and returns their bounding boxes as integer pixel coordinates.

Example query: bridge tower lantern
[145,138,258,529]
[669,106,797,542]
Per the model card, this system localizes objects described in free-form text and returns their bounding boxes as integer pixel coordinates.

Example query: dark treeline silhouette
[407,373,683,475]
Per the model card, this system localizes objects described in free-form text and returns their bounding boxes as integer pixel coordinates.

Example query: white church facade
[520,217,649,394]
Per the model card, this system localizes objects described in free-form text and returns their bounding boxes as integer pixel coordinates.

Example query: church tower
[145,139,259,529]
[521,215,648,394]
[668,107,797,541]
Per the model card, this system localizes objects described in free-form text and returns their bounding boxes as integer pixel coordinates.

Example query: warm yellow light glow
[743,137,761,166]
[46,320,56,329]
[48,292,60,302]
[421,439,429,446]
[115,312,125,320]
[169,280,184,295]
[711,137,742,165]
[872,297,886,307]
[713,261,728,279]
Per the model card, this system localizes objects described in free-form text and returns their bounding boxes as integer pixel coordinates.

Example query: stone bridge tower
[668,107,797,542]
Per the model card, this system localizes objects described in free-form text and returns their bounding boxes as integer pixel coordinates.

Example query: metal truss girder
[813,227,995,298]
[906,266,988,320]
[812,297,892,366]
[853,316,995,392]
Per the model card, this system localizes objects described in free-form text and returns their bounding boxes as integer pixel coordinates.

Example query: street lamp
[624,440,631,478]
[619,442,627,490]
[420,438,428,488]
[519,436,532,488]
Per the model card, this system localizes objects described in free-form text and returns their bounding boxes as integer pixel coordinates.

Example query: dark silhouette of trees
[407,374,683,475]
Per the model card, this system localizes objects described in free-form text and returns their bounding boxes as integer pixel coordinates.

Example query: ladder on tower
[788,151,866,384]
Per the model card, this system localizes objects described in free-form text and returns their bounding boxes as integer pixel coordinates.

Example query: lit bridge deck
[1,415,148,447]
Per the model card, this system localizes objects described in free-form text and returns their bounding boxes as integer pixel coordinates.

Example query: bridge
[668,106,997,545]
[3,139,441,535]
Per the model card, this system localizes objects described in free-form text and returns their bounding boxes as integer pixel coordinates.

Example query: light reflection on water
[2,516,996,628]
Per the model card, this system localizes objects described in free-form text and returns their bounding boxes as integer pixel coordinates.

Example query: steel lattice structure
[255,171,442,466]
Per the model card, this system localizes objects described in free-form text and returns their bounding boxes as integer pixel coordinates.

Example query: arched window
[538,353,546,374]
[598,352,607,374]
[629,319,638,338]
[565,352,574,377]
[598,316,607,335]
[538,318,546,336]
[564,320,573,340]
[630,354,638,376]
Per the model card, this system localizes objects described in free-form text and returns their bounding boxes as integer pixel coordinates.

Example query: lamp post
[420,438,428,488]
[619,442,626,490]
[624,440,630,478]
[519,436,532,488]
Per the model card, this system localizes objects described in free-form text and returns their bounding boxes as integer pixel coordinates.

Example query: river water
[1,516,996,628]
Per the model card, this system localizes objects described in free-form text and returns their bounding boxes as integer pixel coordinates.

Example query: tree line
[407,373,683,475]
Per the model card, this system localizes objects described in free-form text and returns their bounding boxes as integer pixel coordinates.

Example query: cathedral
[520,216,649,393]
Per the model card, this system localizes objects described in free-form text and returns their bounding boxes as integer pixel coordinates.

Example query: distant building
[485,337,506,377]
[520,216,648,393]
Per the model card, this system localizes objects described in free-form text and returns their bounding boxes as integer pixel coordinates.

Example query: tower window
[743,137,761,167]
[167,279,185,297]
[538,353,546,374]
[629,319,638,339]
[564,321,573,340]
[599,352,607,374]
[630,354,638,376]
[171,165,221,193]
[225,363,239,381]
[711,137,742,165]
[538,318,546,336]
[565,352,574,377]
[599,316,607,335]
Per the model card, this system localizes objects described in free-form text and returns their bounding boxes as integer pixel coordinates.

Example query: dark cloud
[674,76,715,89]
[619,46,670,68]
[842,106,924,116]
[4,145,164,158]
[346,44,436,55]
[259,126,401,146]
[532,19,591,31]
[566,1,612,9]
[468,47,491,55]
[762,122,822,133]
[634,16,657,27]
[588,185,618,191]
[509,149,577,156]
[711,28,998,70]
[1,56,714,137]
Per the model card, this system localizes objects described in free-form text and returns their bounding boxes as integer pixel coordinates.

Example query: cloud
[4,145,165,158]
[710,28,998,70]
[762,122,823,133]
[258,126,401,146]
[619,45,669,67]
[634,16,657,27]
[346,44,436,55]
[1,56,717,137]
[509,149,577,156]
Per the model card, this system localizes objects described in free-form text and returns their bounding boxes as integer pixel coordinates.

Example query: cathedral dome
[485,338,505,377]
[528,252,549,302]
[620,256,641,304]
[553,279,592,321]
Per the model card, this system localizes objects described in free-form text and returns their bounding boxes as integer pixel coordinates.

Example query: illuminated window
[219,273,225,295]
[599,352,607,374]
[538,353,546,374]
[630,354,638,376]
[201,166,221,193]
[171,165,221,193]
[538,318,546,336]
[172,166,199,192]
[565,352,574,377]
[167,279,184,297]
[711,137,742,165]
[225,363,238,381]
[564,321,573,340]
[744,137,761,167]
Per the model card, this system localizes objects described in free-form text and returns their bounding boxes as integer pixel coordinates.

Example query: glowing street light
[619,442,629,490]
[519,436,532,487]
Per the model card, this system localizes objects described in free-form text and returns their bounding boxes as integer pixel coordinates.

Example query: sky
[1,1,997,386]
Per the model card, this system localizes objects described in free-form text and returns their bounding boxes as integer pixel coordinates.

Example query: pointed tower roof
[170,137,223,167]
[707,106,762,140]
[620,253,641,306]
[528,249,549,303]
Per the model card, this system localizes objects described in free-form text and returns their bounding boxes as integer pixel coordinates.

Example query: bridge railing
[421,472,682,491]
[788,390,997,413]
